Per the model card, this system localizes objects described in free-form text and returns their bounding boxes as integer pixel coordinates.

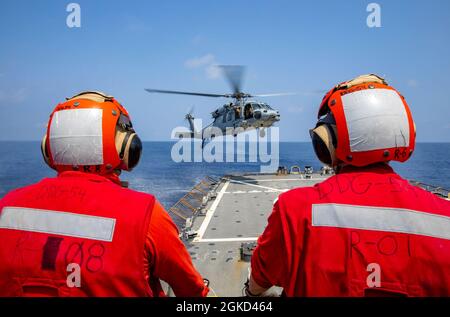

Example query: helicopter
[145,66,295,140]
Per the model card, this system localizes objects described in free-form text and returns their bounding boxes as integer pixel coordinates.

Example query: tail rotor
[185,106,196,138]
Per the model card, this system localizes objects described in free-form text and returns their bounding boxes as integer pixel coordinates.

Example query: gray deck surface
[185,173,329,296]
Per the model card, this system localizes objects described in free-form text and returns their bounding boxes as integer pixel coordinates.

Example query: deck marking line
[224,190,289,194]
[250,178,327,182]
[196,237,258,243]
[193,180,230,242]
[226,178,283,192]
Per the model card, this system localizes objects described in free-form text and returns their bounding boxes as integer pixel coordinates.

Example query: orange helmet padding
[317,78,416,167]
[44,93,131,175]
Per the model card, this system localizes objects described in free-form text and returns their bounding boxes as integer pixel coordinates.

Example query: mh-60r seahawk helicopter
[145,66,294,140]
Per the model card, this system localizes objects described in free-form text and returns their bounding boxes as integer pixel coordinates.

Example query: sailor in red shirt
[247,75,450,297]
[0,91,208,297]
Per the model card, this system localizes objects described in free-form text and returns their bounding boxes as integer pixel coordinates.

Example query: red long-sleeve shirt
[251,165,450,296]
[251,202,287,290]
[0,172,208,297]
[144,201,208,297]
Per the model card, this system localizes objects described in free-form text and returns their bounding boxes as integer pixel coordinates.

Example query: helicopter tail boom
[185,112,196,138]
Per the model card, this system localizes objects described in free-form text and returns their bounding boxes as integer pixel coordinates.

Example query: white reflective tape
[0,207,115,242]
[49,108,104,165]
[342,89,410,152]
[312,203,450,240]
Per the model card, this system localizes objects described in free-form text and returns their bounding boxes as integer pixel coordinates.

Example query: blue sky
[0,0,449,141]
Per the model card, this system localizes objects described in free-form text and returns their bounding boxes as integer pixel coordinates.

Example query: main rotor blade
[253,92,298,97]
[145,88,229,98]
[254,90,327,97]
[218,65,246,95]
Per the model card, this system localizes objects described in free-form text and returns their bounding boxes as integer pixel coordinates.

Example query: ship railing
[168,176,220,232]
[409,180,450,200]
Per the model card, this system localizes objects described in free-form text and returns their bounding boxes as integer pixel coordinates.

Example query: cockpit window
[260,103,273,110]
[251,103,261,109]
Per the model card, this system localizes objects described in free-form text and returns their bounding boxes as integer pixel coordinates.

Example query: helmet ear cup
[125,134,142,170]
[41,135,52,168]
[310,124,337,166]
[116,131,142,171]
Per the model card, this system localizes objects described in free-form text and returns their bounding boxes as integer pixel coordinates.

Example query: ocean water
[0,141,449,210]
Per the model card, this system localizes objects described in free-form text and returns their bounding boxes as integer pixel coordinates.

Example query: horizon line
[1,140,450,144]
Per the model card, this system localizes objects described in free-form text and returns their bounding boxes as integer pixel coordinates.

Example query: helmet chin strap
[333,164,343,174]
[103,170,125,186]
[333,161,352,174]
[334,161,390,174]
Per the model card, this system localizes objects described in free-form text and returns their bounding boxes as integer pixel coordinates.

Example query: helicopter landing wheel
[259,128,266,138]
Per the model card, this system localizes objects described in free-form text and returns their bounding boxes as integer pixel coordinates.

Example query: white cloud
[205,64,221,79]
[184,54,215,68]
[184,54,221,79]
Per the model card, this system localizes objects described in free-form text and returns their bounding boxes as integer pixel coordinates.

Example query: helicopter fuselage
[206,100,280,137]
